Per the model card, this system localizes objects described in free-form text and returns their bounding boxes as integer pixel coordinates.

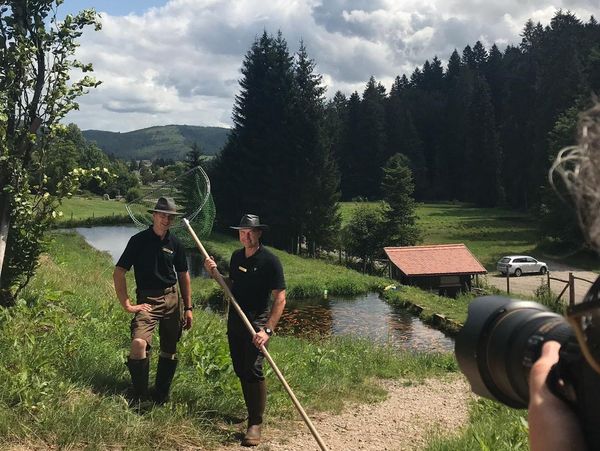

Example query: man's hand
[124,302,152,314]
[204,256,217,274]
[253,329,270,348]
[183,310,193,330]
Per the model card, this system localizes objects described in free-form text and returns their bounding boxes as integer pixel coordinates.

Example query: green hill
[82,124,230,161]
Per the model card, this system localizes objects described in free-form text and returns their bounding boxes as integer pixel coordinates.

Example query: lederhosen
[227,245,285,382]
[116,226,188,354]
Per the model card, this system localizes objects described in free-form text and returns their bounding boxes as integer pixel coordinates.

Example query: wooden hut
[384,244,487,297]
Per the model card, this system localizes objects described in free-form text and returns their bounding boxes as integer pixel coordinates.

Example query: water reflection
[278,292,454,353]
[76,225,138,263]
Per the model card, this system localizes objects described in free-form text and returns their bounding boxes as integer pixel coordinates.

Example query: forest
[211,11,600,253]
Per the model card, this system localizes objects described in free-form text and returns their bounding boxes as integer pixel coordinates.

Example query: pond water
[76,225,138,263]
[75,226,454,353]
[277,292,454,353]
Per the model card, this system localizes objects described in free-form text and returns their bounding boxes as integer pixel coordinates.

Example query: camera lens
[455,296,574,408]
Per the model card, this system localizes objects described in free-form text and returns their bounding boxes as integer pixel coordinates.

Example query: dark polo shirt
[228,245,285,330]
[116,226,188,290]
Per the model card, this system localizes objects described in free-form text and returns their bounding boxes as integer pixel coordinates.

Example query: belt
[137,285,176,296]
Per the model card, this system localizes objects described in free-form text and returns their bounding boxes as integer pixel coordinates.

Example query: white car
[496,255,548,277]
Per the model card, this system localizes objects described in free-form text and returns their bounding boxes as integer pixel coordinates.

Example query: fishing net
[126,164,216,238]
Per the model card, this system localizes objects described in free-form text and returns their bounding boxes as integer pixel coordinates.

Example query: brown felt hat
[230,214,269,230]
[147,197,183,215]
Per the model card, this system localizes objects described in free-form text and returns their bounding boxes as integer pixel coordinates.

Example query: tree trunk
[0,192,10,280]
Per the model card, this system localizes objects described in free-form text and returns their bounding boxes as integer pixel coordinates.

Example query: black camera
[455,295,600,447]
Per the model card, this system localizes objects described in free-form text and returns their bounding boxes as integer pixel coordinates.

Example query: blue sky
[57,0,598,132]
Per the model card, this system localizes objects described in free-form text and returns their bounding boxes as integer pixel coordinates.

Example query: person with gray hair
[528,101,600,451]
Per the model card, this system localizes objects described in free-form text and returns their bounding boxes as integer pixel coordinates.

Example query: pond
[75,226,454,353]
[277,292,454,353]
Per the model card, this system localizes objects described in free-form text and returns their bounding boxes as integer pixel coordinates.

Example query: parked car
[496,255,548,277]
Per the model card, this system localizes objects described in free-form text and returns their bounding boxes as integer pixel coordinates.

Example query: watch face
[264,328,273,336]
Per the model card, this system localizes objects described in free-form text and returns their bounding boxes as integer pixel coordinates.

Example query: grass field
[338,201,600,271]
[416,202,539,270]
[0,232,457,449]
[57,196,131,221]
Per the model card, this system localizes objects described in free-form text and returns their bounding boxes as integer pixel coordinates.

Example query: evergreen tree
[380,153,421,245]
[290,42,341,255]
[338,91,362,200]
[472,41,489,71]
[465,75,503,206]
[385,78,427,197]
[357,76,387,199]
[212,31,295,246]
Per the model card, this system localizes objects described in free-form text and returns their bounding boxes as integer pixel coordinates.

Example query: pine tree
[357,76,387,199]
[338,91,363,200]
[385,79,427,197]
[290,42,341,255]
[212,31,295,244]
[465,75,503,207]
[380,153,421,245]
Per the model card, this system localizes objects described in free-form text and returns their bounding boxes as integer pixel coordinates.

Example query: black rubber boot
[153,356,178,404]
[126,357,149,403]
[240,380,266,446]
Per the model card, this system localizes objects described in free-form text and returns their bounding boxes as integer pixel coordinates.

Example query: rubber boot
[126,357,149,403]
[153,356,178,404]
[240,380,266,446]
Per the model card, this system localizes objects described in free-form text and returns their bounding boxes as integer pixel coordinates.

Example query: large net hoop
[126,164,216,239]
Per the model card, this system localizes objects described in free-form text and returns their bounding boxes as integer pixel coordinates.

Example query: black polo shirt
[116,226,188,290]
[229,245,285,319]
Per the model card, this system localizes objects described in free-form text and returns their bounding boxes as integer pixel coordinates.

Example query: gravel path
[484,267,598,304]
[218,375,472,451]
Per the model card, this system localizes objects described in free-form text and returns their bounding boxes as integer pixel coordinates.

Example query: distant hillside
[82,125,230,161]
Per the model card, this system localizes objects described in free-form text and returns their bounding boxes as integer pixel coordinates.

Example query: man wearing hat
[204,214,286,446]
[113,197,193,405]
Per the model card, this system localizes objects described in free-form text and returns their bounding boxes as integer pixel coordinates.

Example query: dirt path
[217,375,472,451]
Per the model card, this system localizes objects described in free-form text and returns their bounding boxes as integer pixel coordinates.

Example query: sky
[58,0,598,132]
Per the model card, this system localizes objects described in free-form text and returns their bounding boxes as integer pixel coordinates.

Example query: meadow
[0,232,456,449]
[0,199,557,449]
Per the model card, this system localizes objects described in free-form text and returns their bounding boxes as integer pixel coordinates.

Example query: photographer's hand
[528,341,586,451]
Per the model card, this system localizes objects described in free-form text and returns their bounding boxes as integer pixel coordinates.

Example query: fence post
[547,270,550,290]
[506,265,510,294]
[569,272,575,306]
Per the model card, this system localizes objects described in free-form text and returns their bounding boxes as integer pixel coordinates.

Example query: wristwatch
[264,327,273,336]
[184,306,193,311]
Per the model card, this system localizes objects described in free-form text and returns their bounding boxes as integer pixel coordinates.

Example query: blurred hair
[550,99,600,252]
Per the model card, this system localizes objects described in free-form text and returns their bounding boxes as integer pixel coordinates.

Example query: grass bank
[54,196,147,228]
[0,232,455,449]
[187,231,391,300]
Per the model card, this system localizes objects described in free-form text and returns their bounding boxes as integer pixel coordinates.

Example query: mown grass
[58,195,131,221]
[0,232,456,449]
[417,202,541,271]
[340,201,540,270]
[55,195,149,228]
[188,231,391,300]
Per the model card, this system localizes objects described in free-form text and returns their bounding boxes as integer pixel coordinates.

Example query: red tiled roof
[384,244,487,277]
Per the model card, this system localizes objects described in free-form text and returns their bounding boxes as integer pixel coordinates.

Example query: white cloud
[63,0,598,131]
